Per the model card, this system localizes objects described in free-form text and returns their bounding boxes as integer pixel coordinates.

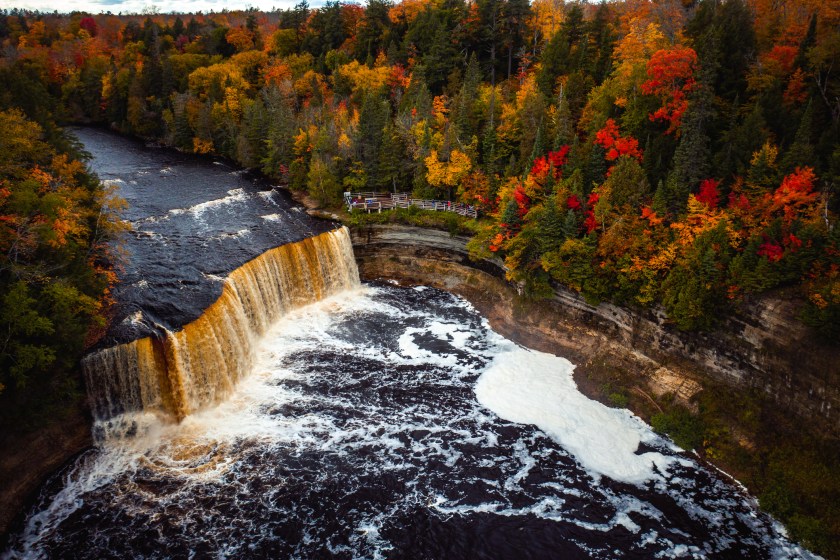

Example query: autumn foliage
[530,146,570,183]
[0,3,836,353]
[595,119,643,162]
[641,46,698,134]
[1,3,839,551]
[696,179,720,209]
[0,109,123,399]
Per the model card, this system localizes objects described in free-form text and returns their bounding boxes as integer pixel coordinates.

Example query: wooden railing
[344,192,478,219]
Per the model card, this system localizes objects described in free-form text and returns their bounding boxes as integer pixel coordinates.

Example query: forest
[0,109,124,420]
[1,0,839,553]
[1,0,838,339]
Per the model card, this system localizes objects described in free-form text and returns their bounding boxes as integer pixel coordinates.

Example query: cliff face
[0,402,91,541]
[351,224,839,435]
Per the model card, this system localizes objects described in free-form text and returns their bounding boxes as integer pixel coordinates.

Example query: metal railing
[344,192,478,219]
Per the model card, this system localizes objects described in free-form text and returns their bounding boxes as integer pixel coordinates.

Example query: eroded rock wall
[351,224,838,435]
[0,403,91,541]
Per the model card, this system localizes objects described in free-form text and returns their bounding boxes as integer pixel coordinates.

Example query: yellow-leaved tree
[424,149,472,199]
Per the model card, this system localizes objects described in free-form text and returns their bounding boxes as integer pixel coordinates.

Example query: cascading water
[83,228,360,428]
[2,284,817,559]
[0,129,819,559]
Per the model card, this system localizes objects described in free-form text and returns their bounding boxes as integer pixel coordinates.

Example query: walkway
[344,192,479,219]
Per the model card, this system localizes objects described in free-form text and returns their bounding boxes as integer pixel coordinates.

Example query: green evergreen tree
[301,1,345,60]
[552,85,574,148]
[357,92,391,188]
[355,0,393,62]
[606,156,650,209]
[781,100,816,173]
[715,101,769,181]
[530,117,546,167]
[376,122,408,191]
[661,76,714,215]
[536,29,570,98]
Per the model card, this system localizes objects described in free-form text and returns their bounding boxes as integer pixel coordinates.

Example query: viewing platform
[344,192,479,219]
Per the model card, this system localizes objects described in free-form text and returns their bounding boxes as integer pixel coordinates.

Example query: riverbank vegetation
[2,0,836,337]
[0,107,124,430]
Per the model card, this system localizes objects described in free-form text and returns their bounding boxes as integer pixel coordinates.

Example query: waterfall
[83,227,360,429]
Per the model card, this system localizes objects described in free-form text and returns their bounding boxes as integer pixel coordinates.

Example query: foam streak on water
[68,127,335,344]
[3,285,817,559]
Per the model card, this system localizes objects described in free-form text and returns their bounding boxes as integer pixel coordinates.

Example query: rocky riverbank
[350,223,838,434]
[0,398,92,543]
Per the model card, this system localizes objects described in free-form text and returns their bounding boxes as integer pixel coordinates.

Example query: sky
[3,0,313,15]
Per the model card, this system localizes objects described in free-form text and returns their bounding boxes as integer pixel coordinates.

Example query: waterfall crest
[83,227,360,427]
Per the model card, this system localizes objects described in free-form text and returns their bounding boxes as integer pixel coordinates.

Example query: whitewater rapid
[3,284,816,559]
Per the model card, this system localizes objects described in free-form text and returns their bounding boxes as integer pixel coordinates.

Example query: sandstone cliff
[351,224,838,436]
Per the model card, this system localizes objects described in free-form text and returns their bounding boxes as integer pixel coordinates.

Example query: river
[1,129,817,559]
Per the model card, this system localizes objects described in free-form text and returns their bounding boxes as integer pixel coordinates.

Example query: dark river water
[72,127,334,345]
[1,129,817,559]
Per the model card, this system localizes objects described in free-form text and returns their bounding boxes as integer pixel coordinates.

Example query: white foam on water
[475,347,672,485]
[206,228,251,241]
[5,283,820,560]
[261,213,282,222]
[123,310,144,325]
[168,188,248,216]
[257,191,279,205]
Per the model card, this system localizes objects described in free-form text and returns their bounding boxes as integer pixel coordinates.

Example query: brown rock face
[0,403,92,540]
[351,224,839,436]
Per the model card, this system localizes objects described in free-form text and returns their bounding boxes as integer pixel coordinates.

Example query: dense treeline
[0,106,124,424]
[1,1,839,553]
[1,0,838,339]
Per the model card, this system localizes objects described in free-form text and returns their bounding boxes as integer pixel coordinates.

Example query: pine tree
[536,29,570,98]
[376,122,407,191]
[171,94,193,151]
[552,85,574,149]
[794,14,817,70]
[355,0,392,62]
[501,197,521,230]
[781,100,815,173]
[529,117,546,168]
[356,92,391,188]
[606,156,650,209]
[261,87,297,178]
[582,143,607,196]
[301,1,345,59]
[238,97,269,168]
[535,196,566,253]
[662,75,714,215]
[501,0,531,80]
[455,53,482,141]
[586,1,615,85]
[561,208,580,239]
[715,101,769,180]
[400,69,432,117]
